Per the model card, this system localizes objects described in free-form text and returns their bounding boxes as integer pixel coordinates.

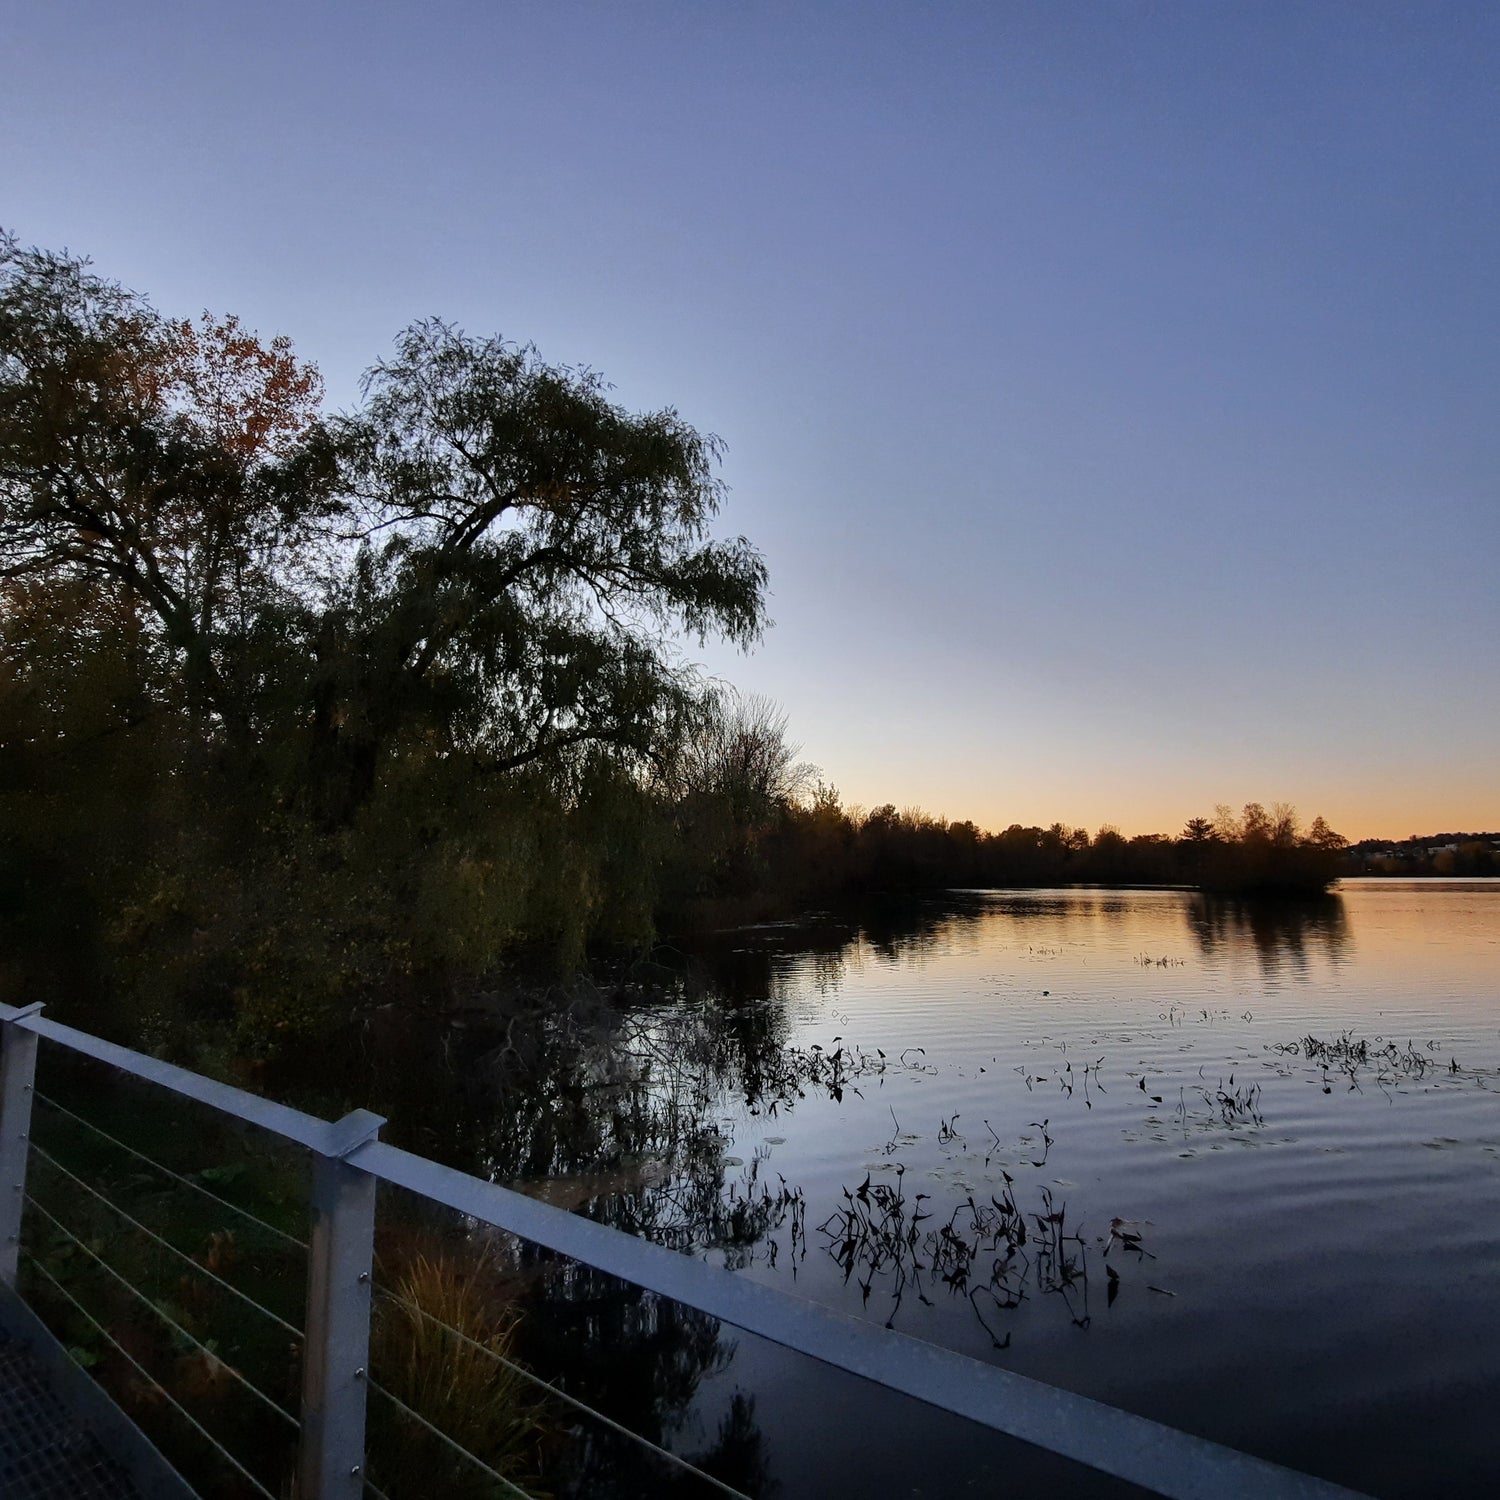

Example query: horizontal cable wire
[34,1090,736,1495]
[22,1252,281,1500]
[375,1289,752,1500]
[29,1142,303,1340]
[366,1376,534,1500]
[24,1195,300,1432]
[34,1090,309,1250]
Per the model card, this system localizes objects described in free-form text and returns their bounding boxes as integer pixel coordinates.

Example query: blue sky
[4,1,1496,836]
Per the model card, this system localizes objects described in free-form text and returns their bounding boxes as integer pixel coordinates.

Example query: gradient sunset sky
[4,2,1496,839]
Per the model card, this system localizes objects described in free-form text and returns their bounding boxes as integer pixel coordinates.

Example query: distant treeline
[1345,834,1500,878]
[664,778,1350,932]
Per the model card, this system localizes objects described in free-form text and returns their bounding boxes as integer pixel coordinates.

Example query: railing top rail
[0,1003,341,1154]
[1,1001,1374,1500]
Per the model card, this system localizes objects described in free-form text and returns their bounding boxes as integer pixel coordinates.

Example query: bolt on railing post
[0,1003,43,1288]
[299,1108,384,1500]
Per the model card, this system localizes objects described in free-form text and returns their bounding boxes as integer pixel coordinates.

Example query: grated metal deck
[0,1329,149,1499]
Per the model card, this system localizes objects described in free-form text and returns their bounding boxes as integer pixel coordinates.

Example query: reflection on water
[324,883,1500,1500]
[697,885,1499,1499]
[271,982,801,1496]
[1184,892,1351,976]
[700,887,1358,998]
[523,1265,771,1499]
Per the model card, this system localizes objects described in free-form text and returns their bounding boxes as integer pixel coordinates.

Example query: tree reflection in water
[267,888,1493,1499]
[297,892,1362,1494]
[284,906,969,1496]
[286,977,840,1498]
[1184,893,1350,977]
[520,1265,772,1498]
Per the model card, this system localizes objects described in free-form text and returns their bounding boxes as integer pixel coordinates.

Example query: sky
[3,1,1497,839]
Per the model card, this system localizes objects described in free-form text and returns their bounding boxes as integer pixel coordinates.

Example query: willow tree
[309,320,768,818]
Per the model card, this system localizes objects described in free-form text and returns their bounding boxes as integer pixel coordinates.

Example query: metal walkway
[0,1325,147,1499]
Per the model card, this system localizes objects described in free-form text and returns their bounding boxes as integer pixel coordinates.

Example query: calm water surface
[653,882,1500,1498]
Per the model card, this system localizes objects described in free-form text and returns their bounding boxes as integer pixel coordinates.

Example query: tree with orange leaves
[0,236,324,739]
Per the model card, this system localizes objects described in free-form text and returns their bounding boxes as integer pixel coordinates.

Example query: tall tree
[0,236,324,740]
[308,319,767,814]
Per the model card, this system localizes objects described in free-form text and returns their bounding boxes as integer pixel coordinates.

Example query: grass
[367,1249,550,1499]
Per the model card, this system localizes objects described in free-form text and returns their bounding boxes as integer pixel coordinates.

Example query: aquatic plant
[1269,1032,1469,1096]
[816,1168,1143,1341]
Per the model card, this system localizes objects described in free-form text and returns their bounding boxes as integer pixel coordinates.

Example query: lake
[553,880,1499,1498]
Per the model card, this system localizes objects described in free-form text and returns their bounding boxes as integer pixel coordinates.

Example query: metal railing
[0,1001,1371,1500]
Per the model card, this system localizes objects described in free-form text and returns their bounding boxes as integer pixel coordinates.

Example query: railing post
[299,1108,384,1500]
[0,1003,43,1288]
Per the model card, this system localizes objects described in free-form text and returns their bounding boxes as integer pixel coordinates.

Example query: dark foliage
[0,237,765,1048]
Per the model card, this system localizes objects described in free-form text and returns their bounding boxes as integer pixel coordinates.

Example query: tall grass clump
[367,1251,549,1498]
